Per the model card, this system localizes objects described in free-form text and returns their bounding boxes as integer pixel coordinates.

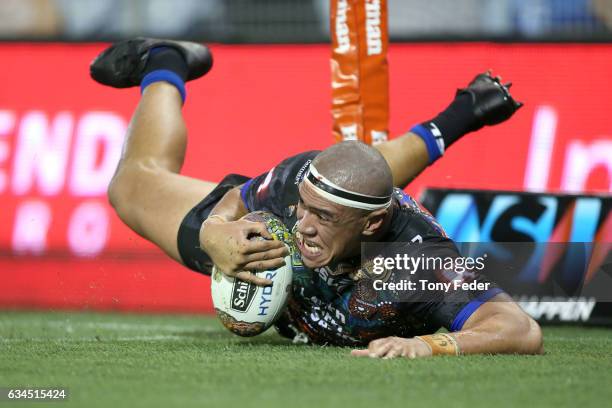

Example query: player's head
[296,141,393,268]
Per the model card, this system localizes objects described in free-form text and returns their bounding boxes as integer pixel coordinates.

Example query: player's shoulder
[388,188,449,241]
[276,150,320,183]
[241,150,320,216]
[261,150,320,191]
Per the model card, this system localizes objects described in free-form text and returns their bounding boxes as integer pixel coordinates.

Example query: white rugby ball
[211,211,294,337]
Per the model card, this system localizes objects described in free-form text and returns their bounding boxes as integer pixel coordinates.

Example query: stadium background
[1,0,610,314]
[1,42,610,313]
[1,2,611,407]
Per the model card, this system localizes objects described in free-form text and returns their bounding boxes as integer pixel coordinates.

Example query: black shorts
[177,173,250,275]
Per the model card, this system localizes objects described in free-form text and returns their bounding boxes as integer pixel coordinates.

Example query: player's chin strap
[304,165,392,211]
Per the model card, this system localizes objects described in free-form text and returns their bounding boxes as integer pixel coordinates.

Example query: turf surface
[1,311,610,408]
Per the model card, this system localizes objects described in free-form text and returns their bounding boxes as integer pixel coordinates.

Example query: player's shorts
[177,173,250,275]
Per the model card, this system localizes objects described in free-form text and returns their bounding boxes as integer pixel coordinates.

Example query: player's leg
[376,72,523,189]
[91,39,216,263]
[108,82,217,263]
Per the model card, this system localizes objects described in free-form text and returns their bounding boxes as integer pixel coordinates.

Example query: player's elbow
[505,311,544,355]
[524,316,544,355]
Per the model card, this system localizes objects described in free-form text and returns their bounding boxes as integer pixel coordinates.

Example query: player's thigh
[116,167,217,263]
[143,173,217,262]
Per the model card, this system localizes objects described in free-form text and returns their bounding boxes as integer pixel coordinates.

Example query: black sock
[423,92,480,148]
[141,46,188,81]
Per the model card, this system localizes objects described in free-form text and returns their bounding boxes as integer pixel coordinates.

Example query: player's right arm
[198,186,288,286]
[199,151,317,285]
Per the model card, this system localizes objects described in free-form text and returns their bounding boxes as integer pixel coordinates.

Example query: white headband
[303,164,392,211]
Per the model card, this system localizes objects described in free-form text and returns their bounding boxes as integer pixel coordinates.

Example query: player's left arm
[450,292,543,355]
[376,71,523,189]
[352,293,543,359]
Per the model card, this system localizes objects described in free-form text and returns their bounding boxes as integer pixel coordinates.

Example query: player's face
[295,182,368,268]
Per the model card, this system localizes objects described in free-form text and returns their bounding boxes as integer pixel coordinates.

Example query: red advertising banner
[0,43,610,312]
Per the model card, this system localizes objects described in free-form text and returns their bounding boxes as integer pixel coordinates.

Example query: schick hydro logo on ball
[230,279,257,313]
[211,211,295,337]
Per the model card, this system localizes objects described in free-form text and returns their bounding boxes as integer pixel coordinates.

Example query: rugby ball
[211,211,295,337]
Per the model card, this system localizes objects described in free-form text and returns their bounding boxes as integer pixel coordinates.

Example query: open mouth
[295,231,323,259]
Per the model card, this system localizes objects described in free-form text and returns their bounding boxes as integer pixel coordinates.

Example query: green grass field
[1,311,610,408]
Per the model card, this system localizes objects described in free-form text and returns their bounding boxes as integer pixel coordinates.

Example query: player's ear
[362,208,388,236]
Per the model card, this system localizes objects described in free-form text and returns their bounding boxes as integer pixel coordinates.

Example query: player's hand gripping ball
[211,211,295,336]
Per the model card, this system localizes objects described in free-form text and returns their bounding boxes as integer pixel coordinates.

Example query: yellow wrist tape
[415,333,461,356]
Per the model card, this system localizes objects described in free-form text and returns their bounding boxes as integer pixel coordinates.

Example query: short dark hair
[312,141,393,198]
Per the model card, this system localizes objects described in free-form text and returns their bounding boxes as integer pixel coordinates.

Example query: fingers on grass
[350,349,370,357]
[368,338,394,358]
[382,346,404,359]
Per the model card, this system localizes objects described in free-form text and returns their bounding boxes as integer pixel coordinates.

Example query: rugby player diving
[90,38,542,358]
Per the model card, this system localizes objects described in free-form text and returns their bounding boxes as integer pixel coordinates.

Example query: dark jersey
[241,151,501,346]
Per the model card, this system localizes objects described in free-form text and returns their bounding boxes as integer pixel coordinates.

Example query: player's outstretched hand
[460,70,523,130]
[351,336,432,359]
[200,218,289,286]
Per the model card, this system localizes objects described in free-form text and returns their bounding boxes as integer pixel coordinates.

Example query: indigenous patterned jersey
[241,151,500,346]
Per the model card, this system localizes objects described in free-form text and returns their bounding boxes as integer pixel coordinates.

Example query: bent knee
[510,311,543,355]
[107,160,165,226]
